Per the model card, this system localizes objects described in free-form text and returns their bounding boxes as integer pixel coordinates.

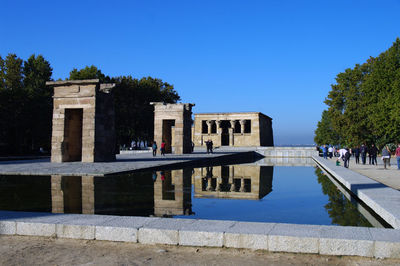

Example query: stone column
[216,177,222,191]
[230,180,236,192]
[206,178,213,191]
[230,120,236,133]
[206,120,212,135]
[51,175,64,213]
[81,176,95,214]
[240,120,246,134]
[216,120,222,135]
[229,120,235,146]
[240,178,245,192]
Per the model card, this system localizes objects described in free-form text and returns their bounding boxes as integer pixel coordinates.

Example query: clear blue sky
[1,1,399,145]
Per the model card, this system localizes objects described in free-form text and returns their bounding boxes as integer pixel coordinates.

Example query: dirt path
[1,235,399,266]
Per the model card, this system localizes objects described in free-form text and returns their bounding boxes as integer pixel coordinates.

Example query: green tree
[68,66,181,147]
[22,55,53,151]
[314,110,339,145]
[0,54,53,155]
[0,54,24,154]
[315,38,400,148]
[113,76,180,146]
[69,65,109,82]
[315,167,371,227]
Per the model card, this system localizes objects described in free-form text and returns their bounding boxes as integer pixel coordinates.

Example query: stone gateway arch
[46,79,116,163]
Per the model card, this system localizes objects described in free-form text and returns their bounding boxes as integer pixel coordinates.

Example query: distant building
[193,112,273,148]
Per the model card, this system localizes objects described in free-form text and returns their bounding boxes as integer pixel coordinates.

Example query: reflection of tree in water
[315,167,372,227]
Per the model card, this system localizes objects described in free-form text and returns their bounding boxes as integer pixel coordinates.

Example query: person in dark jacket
[369,144,378,165]
[352,146,360,164]
[360,144,367,164]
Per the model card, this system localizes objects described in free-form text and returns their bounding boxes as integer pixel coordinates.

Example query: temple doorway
[63,109,83,162]
[220,120,230,146]
[162,119,175,153]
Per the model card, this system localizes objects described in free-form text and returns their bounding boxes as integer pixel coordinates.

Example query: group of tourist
[320,144,400,170]
[205,139,214,154]
[151,140,166,157]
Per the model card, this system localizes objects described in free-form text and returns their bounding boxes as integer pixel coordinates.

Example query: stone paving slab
[268,223,321,254]
[313,156,400,229]
[224,222,276,249]
[1,211,400,258]
[326,157,400,190]
[319,225,374,257]
[179,219,236,247]
[139,218,197,245]
[0,151,254,176]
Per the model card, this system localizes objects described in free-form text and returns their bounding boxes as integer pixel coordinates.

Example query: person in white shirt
[338,148,351,168]
[328,146,333,159]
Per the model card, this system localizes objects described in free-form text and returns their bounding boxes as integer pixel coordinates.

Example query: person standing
[369,144,378,165]
[322,145,328,159]
[205,140,210,154]
[396,144,400,170]
[382,145,391,169]
[152,141,157,157]
[328,146,333,159]
[353,146,360,164]
[209,140,213,154]
[160,140,166,156]
[360,144,367,165]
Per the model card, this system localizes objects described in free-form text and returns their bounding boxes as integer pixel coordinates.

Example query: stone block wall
[46,80,116,162]
[193,112,273,147]
[151,102,194,155]
[192,165,273,200]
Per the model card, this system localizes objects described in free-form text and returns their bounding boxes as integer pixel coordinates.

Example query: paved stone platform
[1,210,399,258]
[0,151,257,176]
[313,156,400,229]
[326,156,400,190]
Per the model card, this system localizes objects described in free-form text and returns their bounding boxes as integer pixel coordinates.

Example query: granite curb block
[0,221,16,235]
[96,216,157,242]
[179,220,235,247]
[312,156,400,229]
[268,223,320,254]
[1,211,400,258]
[138,218,196,245]
[224,221,276,249]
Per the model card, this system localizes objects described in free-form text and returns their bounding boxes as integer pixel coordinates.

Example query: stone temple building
[46,79,116,163]
[193,112,273,148]
[151,102,194,154]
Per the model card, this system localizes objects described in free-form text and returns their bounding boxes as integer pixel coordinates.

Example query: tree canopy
[68,68,181,147]
[0,55,181,155]
[0,54,53,155]
[314,38,400,149]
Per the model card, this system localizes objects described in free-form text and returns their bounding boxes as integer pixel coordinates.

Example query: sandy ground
[1,235,400,266]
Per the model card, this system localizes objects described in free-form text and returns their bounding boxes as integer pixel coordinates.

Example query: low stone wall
[256,147,318,158]
[1,210,400,258]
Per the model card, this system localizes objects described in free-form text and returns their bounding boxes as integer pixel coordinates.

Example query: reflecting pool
[0,162,389,227]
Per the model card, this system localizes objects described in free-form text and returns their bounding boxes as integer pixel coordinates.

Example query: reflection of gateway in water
[153,169,193,217]
[193,165,274,200]
[0,166,271,217]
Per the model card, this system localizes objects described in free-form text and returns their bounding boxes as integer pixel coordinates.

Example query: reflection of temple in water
[0,165,272,217]
[50,171,193,217]
[193,165,273,200]
[153,169,193,217]
[0,171,192,217]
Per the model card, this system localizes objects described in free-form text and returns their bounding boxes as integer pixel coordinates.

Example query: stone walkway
[0,151,257,176]
[324,157,400,190]
[313,156,400,229]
